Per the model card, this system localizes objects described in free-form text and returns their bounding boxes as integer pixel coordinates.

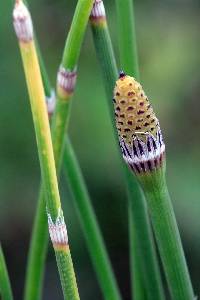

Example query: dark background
[0,0,200,299]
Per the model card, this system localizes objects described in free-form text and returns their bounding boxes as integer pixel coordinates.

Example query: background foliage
[1,0,200,298]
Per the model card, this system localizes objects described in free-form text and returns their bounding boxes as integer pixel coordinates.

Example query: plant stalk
[139,168,195,300]
[24,1,122,300]
[90,1,164,299]
[63,137,121,300]
[0,245,14,300]
[115,0,139,76]
[13,2,80,299]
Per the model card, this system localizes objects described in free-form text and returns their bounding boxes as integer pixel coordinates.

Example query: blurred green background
[1,0,200,299]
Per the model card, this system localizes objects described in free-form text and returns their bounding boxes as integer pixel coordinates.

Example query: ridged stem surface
[63,137,121,300]
[139,168,195,300]
[91,10,165,300]
[19,34,80,298]
[24,1,121,300]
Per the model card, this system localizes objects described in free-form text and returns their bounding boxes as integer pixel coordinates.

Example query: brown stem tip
[90,0,106,24]
[13,0,33,43]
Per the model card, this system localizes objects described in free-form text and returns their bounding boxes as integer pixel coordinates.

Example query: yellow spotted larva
[113,71,159,146]
[113,71,165,174]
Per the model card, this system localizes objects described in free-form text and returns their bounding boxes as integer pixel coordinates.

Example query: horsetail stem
[63,137,122,300]
[90,1,164,299]
[0,245,14,300]
[37,17,122,300]
[115,0,139,77]
[13,2,79,299]
[113,72,195,300]
[24,0,121,299]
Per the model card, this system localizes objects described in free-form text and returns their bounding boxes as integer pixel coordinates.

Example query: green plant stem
[126,167,164,300]
[115,1,194,299]
[36,39,52,98]
[128,209,146,300]
[0,245,13,300]
[24,86,71,300]
[24,191,48,300]
[91,8,165,300]
[19,35,79,298]
[139,168,194,300]
[62,0,94,70]
[63,137,121,300]
[24,1,121,300]
[115,0,139,76]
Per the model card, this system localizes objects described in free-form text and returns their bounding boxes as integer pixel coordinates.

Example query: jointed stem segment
[13,2,80,299]
[24,1,121,299]
[91,2,164,299]
[139,168,195,300]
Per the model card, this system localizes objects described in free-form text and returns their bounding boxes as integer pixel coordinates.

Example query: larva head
[113,72,159,145]
[113,72,165,174]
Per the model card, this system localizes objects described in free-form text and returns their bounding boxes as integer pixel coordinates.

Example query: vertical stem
[19,39,79,300]
[63,137,121,300]
[115,0,139,76]
[24,1,119,299]
[0,245,13,300]
[90,1,164,298]
[125,167,165,300]
[139,169,195,300]
[13,2,80,298]
[128,208,146,300]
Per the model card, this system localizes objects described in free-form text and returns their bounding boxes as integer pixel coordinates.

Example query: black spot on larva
[128,91,135,96]
[127,121,133,125]
[115,113,119,117]
[123,135,127,138]
[146,115,150,118]
[124,128,131,132]
[120,100,126,104]
[151,119,155,123]
[118,121,124,125]
[116,92,120,96]
[117,128,121,131]
[119,70,126,78]
[151,127,154,131]
[120,114,125,118]
[140,102,144,106]
[129,83,133,86]
[127,106,134,111]
[140,93,144,97]
[144,122,149,127]
[113,98,116,103]
[147,104,151,109]
[116,106,120,111]
[137,110,144,115]
[135,126,141,130]
[138,118,143,122]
